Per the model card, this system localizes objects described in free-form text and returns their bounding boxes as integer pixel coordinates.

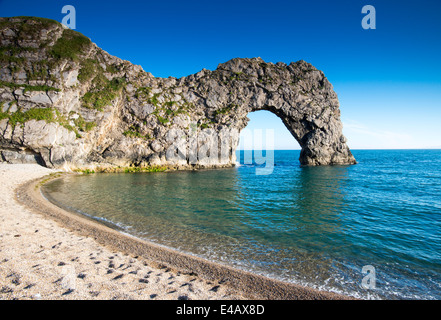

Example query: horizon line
[237,148,441,151]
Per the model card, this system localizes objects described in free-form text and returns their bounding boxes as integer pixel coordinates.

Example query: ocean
[41,149,441,299]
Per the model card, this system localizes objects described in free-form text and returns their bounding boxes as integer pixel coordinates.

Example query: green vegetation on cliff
[71,113,96,133]
[0,107,94,139]
[0,17,92,87]
[81,77,126,111]
[0,107,56,128]
[123,125,152,140]
[51,28,91,61]
[74,165,167,174]
[0,16,60,42]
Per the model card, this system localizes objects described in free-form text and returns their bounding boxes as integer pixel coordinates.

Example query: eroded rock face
[0,17,356,169]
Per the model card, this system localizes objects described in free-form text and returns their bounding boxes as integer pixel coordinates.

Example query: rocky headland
[0,16,356,170]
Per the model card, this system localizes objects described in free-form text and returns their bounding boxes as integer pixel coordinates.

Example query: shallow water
[42,150,441,299]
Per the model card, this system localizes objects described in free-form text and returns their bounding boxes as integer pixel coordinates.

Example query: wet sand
[0,163,351,300]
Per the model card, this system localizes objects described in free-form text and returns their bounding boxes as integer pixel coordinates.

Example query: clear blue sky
[1,0,440,149]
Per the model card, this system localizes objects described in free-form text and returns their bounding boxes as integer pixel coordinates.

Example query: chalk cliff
[0,17,356,169]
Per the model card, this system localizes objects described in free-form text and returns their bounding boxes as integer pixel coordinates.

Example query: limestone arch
[192,58,357,166]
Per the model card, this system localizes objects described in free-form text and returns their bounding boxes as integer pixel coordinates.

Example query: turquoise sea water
[41,150,441,299]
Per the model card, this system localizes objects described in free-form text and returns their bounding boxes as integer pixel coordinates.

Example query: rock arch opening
[237,110,300,162]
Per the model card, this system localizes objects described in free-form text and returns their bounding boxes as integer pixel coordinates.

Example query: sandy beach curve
[0,163,351,300]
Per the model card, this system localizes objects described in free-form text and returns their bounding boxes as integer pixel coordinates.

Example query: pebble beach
[0,163,348,300]
[0,164,244,300]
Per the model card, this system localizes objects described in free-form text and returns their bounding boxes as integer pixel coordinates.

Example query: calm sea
[41,150,441,299]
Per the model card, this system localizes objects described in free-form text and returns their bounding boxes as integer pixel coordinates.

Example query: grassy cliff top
[0,16,92,61]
